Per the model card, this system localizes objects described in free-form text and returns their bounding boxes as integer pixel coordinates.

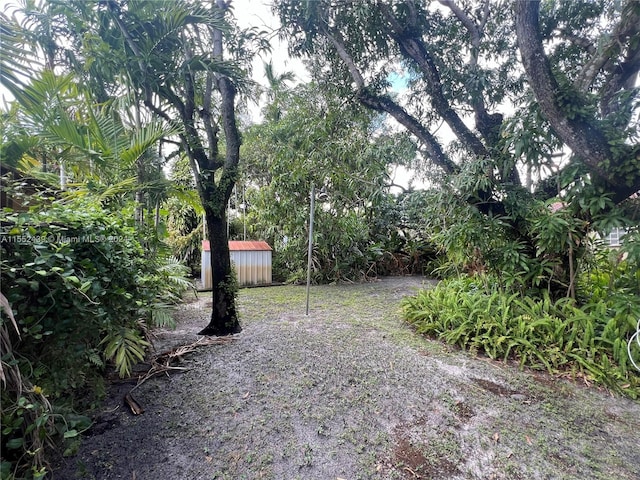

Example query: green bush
[402,275,640,398]
[579,234,640,301]
[1,197,192,479]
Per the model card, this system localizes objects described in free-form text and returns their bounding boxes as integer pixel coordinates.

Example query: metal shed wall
[201,240,272,288]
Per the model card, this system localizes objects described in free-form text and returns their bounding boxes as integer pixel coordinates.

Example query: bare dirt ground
[54,276,640,479]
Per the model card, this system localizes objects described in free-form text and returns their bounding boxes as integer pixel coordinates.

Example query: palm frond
[156,255,195,300]
[150,303,177,329]
[101,327,150,378]
[98,177,139,200]
[184,55,243,79]
[0,12,41,98]
[1,137,40,168]
[167,184,204,214]
[119,120,182,170]
[85,106,129,165]
[11,71,76,121]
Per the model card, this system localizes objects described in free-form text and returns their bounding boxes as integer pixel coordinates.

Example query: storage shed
[201,240,272,288]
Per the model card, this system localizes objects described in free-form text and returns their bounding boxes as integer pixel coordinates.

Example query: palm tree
[95,0,264,335]
[0,11,39,100]
[262,60,295,121]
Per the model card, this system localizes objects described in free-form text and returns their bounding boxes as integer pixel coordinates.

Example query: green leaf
[6,437,24,449]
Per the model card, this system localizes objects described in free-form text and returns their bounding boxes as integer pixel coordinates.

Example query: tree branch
[599,39,640,117]
[439,0,481,44]
[436,0,505,151]
[554,30,595,55]
[323,29,366,89]
[180,34,216,181]
[214,0,240,202]
[379,2,491,161]
[514,0,637,202]
[356,88,458,175]
[106,2,146,78]
[320,20,457,175]
[193,23,220,163]
[573,3,640,94]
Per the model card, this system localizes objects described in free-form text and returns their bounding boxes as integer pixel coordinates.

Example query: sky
[231,0,309,90]
[225,0,314,126]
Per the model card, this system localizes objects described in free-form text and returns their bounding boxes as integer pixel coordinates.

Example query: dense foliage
[164,156,205,275]
[0,189,191,478]
[2,0,258,336]
[402,262,640,397]
[275,0,640,297]
[240,82,437,282]
[400,185,640,396]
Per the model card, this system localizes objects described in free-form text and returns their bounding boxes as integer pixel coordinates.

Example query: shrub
[402,275,640,398]
[1,196,192,478]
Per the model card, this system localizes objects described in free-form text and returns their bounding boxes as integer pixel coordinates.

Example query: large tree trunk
[198,209,241,336]
[105,0,243,335]
[194,1,242,336]
[514,0,640,204]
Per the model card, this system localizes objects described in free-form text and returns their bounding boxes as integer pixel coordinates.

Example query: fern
[150,304,177,329]
[87,351,104,368]
[101,328,150,378]
[402,275,640,397]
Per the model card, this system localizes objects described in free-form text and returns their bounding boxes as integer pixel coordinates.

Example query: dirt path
[55,277,640,479]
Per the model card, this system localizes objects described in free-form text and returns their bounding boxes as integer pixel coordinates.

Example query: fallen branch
[123,336,236,414]
[153,335,235,360]
[124,393,144,415]
[403,466,421,478]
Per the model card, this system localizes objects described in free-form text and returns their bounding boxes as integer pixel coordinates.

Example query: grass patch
[237,280,443,352]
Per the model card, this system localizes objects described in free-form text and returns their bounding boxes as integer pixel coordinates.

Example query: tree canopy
[275,0,640,295]
[242,81,418,282]
[276,0,640,201]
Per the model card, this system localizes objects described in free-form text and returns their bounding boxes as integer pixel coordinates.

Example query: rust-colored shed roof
[229,241,272,251]
[202,240,272,251]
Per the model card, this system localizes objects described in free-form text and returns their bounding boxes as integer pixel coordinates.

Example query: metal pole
[203,213,207,239]
[305,185,315,315]
[243,183,247,241]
